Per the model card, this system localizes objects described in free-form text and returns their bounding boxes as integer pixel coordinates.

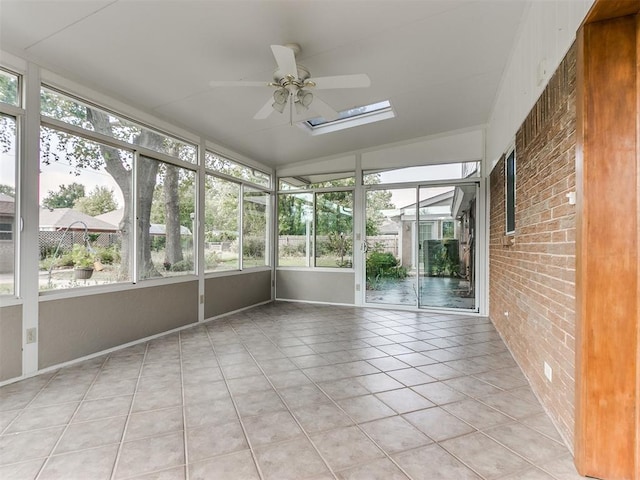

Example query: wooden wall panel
[575,7,640,480]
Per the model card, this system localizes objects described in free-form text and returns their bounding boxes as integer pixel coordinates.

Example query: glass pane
[243,187,269,268]
[138,157,196,279]
[506,150,516,233]
[418,185,476,310]
[204,174,239,272]
[0,69,19,107]
[41,87,197,163]
[315,191,353,268]
[205,151,270,187]
[39,126,132,290]
[278,192,313,267]
[279,172,355,190]
[363,162,480,184]
[0,114,16,295]
[306,100,391,127]
[365,187,416,306]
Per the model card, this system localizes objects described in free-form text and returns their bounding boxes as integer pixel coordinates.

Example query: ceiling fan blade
[271,45,298,77]
[311,74,371,90]
[210,80,270,88]
[311,96,339,122]
[253,96,277,120]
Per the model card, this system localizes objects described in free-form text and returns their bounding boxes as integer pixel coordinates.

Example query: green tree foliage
[42,182,85,209]
[74,185,118,216]
[38,89,192,278]
[0,73,18,106]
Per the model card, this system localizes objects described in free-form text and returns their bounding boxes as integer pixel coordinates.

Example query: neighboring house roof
[95,208,192,235]
[39,208,118,232]
[0,193,15,215]
[400,190,454,211]
[94,207,125,227]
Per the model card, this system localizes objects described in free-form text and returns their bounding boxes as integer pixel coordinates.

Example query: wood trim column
[575,2,640,479]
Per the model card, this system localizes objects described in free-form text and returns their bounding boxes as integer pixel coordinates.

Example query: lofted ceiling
[0,0,529,168]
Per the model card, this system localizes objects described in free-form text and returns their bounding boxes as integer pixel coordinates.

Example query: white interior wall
[486,0,594,166]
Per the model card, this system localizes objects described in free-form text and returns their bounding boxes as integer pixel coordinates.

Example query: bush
[243,237,265,258]
[366,251,406,280]
[96,245,120,265]
[280,243,305,257]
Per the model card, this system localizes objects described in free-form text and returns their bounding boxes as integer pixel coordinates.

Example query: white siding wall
[486,0,595,167]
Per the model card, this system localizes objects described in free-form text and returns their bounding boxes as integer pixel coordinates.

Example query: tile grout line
[33,356,110,480]
[0,370,61,436]
[229,323,341,480]
[178,330,189,480]
[109,343,149,480]
[246,317,421,480]
[203,323,267,480]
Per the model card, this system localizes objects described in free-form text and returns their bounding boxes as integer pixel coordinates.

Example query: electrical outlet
[544,362,553,382]
[26,328,37,344]
[504,311,509,317]
[355,284,361,291]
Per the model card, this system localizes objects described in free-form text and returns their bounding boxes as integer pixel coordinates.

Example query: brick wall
[489,44,577,449]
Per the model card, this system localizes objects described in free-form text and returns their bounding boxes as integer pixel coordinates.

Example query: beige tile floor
[0,302,588,480]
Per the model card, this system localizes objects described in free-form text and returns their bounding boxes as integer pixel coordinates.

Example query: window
[278,182,353,269]
[41,87,197,164]
[139,157,196,280]
[442,221,455,239]
[243,187,270,268]
[205,152,270,188]
[0,114,16,295]
[39,87,201,290]
[278,192,314,267]
[204,174,240,272]
[363,162,480,185]
[204,151,271,272]
[506,149,516,234]
[39,127,133,290]
[302,100,394,135]
[0,69,19,107]
[315,192,353,267]
[279,172,355,190]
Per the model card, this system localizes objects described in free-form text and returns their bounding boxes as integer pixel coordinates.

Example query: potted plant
[71,244,95,280]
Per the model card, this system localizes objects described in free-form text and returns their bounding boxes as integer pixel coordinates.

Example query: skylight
[301,100,395,135]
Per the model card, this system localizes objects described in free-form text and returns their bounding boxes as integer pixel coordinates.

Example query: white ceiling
[0,0,529,168]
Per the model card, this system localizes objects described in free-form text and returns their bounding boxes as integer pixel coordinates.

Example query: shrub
[366,251,405,280]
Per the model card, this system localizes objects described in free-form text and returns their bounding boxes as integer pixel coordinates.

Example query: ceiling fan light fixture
[273,88,288,105]
[272,100,286,113]
[297,89,313,108]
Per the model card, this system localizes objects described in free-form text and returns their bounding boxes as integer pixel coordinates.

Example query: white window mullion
[21,62,41,375]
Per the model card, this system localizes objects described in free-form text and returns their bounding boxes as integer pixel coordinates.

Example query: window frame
[38,87,200,294]
[204,150,272,274]
[505,149,516,235]
[277,182,355,270]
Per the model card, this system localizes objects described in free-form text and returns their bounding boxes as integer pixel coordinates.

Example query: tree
[42,183,85,209]
[364,174,394,236]
[365,189,393,236]
[74,185,118,216]
[39,89,186,279]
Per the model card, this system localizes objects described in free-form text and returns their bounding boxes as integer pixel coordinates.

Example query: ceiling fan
[209,43,371,122]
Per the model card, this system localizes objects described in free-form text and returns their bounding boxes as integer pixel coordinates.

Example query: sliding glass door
[417,185,477,310]
[363,182,478,311]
